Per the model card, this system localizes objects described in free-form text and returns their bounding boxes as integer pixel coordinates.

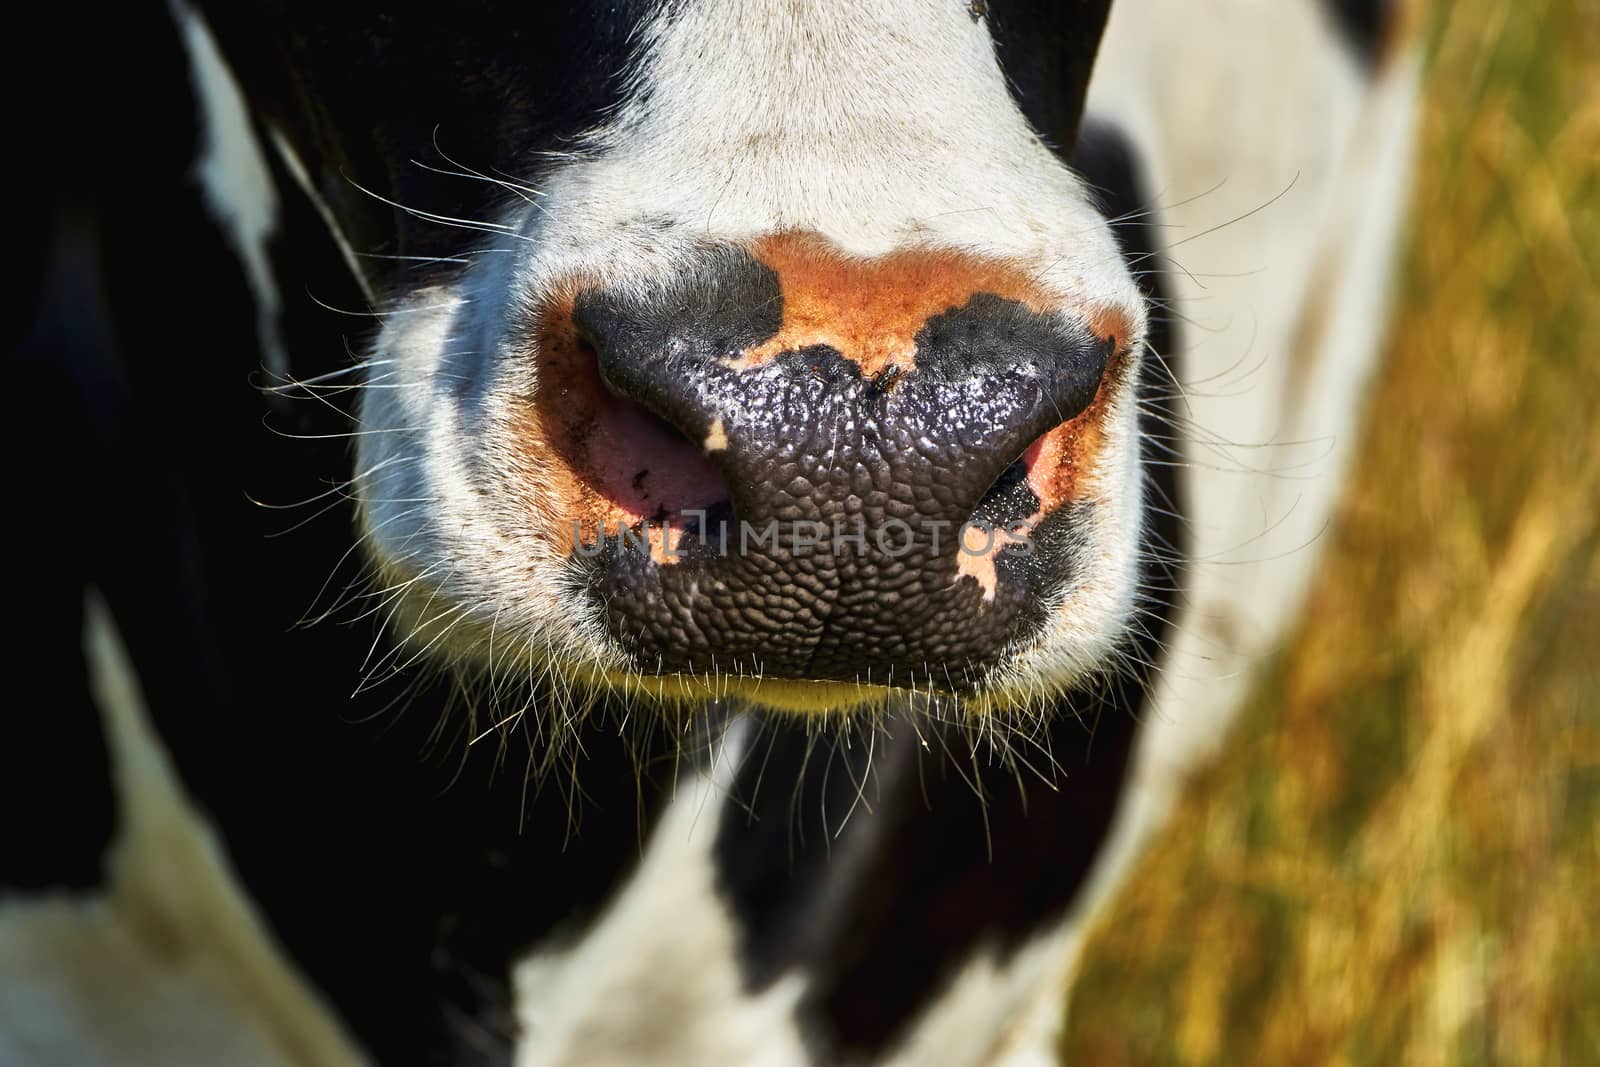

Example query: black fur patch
[983,0,1114,155]
[3,206,119,892]
[194,0,658,275]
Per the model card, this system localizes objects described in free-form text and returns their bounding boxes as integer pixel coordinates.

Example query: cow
[2,1,1418,1064]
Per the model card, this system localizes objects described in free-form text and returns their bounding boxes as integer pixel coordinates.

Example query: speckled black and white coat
[2,2,1417,1064]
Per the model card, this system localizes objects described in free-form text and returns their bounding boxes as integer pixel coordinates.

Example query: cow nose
[559,241,1120,689]
[576,286,1110,538]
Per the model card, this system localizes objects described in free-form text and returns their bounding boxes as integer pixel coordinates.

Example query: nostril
[969,435,1052,536]
[576,330,727,461]
[576,336,703,462]
[975,458,1034,516]
[582,339,730,517]
[538,320,731,529]
[967,333,1122,527]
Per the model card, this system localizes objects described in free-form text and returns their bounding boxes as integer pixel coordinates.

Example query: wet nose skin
[565,243,1119,689]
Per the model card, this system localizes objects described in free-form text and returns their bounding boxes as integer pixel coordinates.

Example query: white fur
[174,0,288,379]
[510,722,812,1067]
[0,594,366,1066]
[1079,0,1423,937]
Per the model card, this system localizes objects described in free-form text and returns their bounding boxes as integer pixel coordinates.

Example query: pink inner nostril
[1016,347,1124,511]
[585,391,729,518]
[539,329,729,526]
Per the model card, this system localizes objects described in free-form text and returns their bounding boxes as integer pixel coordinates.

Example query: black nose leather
[569,249,1114,688]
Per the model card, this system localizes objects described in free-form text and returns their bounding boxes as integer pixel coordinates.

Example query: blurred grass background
[1061,1,1600,1064]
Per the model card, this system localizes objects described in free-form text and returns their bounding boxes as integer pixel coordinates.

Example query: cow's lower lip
[581,668,932,713]
[580,523,1053,689]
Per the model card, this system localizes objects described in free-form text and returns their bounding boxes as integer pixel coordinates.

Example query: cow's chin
[353,284,1147,719]
[354,580,1140,718]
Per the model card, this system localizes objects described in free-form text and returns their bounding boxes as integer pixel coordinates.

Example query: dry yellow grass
[1061,2,1600,1064]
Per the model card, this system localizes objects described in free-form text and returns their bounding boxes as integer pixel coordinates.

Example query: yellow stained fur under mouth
[591,669,903,715]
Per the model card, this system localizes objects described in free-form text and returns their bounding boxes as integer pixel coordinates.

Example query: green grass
[1061,2,1600,1064]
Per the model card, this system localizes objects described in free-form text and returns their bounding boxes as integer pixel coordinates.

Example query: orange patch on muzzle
[727,233,1063,378]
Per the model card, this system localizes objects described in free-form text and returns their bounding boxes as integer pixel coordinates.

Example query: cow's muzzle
[531,237,1126,692]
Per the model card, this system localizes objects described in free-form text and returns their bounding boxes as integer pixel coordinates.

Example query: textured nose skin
[567,245,1117,689]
